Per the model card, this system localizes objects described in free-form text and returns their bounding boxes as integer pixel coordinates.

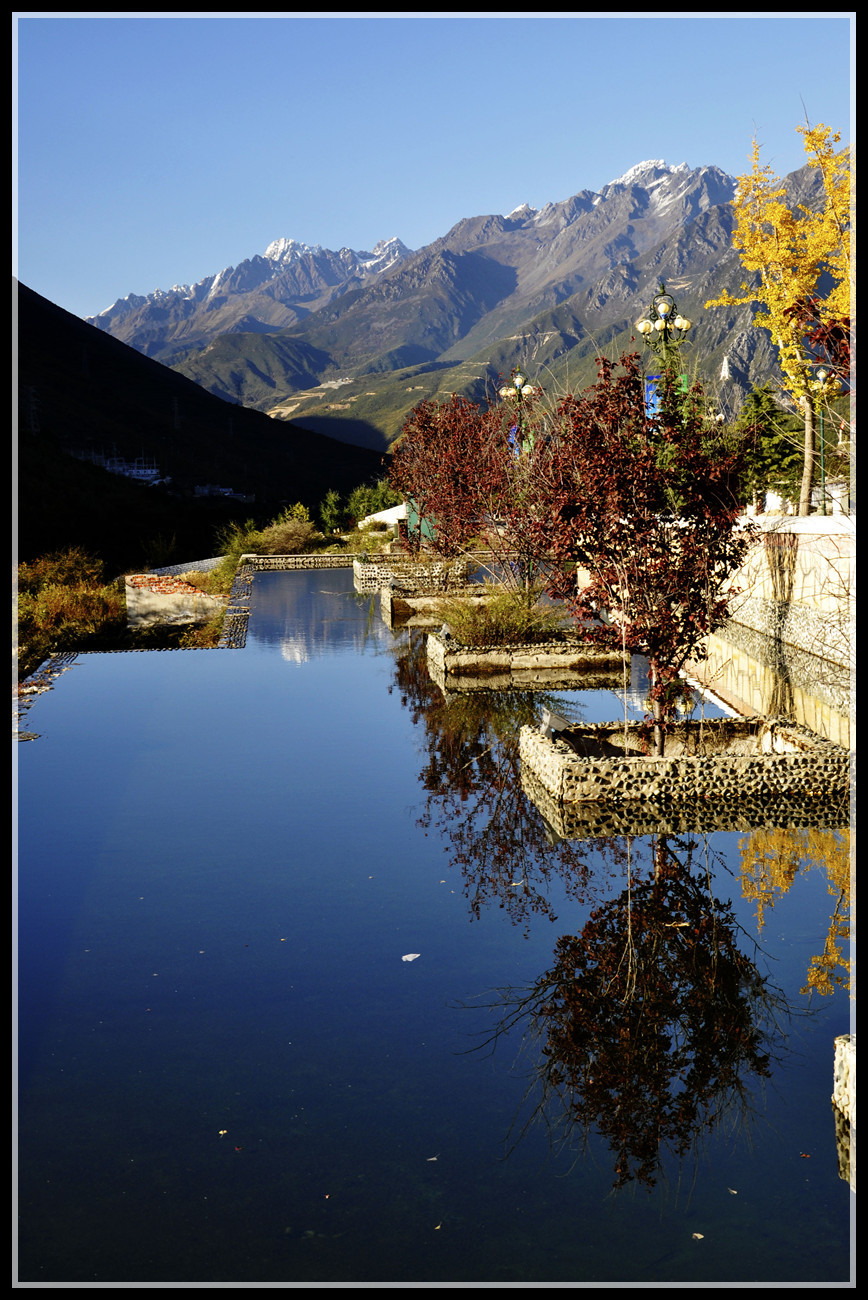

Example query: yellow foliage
[706,124,851,402]
[739,824,851,995]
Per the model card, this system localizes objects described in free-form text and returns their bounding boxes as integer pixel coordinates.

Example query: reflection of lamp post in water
[635,282,692,413]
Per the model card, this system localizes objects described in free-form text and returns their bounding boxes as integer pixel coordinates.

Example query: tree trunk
[798,394,816,516]
[652,700,665,758]
[649,666,665,758]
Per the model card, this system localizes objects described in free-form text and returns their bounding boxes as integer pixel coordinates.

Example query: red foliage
[390,355,753,742]
[782,296,851,388]
[389,394,507,557]
[526,356,752,736]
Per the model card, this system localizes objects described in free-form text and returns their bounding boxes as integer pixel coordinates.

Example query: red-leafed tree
[529,355,752,753]
[388,381,551,601]
[388,394,506,559]
[390,358,752,753]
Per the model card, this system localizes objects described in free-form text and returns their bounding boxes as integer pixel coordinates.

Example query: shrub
[257,507,319,555]
[432,584,569,647]
[17,547,106,594]
[207,518,263,592]
[347,478,401,525]
[15,548,126,677]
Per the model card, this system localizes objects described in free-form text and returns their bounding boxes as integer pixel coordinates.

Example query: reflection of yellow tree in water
[473,837,787,1191]
[739,825,851,995]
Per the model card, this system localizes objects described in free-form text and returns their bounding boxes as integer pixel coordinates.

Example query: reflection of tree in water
[739,825,851,996]
[390,630,622,930]
[762,531,799,718]
[472,835,788,1191]
[390,634,796,1188]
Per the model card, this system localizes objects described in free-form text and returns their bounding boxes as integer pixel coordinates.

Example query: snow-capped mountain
[605,159,691,188]
[88,235,413,359]
[84,155,830,449]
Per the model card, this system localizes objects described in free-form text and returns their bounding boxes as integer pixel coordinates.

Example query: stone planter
[380,585,496,630]
[520,764,848,839]
[353,556,472,594]
[426,630,628,692]
[519,715,851,812]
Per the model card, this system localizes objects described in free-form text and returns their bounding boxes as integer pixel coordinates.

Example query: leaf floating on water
[402,953,421,962]
[692,1233,704,1240]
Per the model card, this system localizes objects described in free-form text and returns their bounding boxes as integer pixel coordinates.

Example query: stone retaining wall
[833,1033,855,1127]
[380,584,491,629]
[353,556,473,594]
[520,765,848,839]
[688,622,851,750]
[427,629,627,681]
[725,516,853,666]
[519,716,851,808]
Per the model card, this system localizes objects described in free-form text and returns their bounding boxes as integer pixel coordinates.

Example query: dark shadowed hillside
[15,281,388,573]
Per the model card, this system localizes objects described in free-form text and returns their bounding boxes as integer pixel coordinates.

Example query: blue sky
[13,11,855,320]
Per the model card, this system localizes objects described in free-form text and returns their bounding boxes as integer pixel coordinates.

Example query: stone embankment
[519,715,851,811]
[125,573,227,628]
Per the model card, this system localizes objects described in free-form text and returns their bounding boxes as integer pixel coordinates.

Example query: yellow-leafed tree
[706,124,851,514]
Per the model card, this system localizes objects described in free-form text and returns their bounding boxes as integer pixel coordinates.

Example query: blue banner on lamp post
[645,375,661,416]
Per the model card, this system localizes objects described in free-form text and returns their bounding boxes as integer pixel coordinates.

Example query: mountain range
[87,157,833,452]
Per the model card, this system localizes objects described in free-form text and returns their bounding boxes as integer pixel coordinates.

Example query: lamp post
[635,283,692,413]
[809,364,840,515]
[499,369,536,452]
[816,368,828,516]
[498,369,538,594]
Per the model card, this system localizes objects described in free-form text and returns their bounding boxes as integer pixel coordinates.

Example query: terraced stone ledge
[427,629,628,689]
[519,715,851,809]
[381,584,494,629]
[520,765,848,839]
[353,556,472,594]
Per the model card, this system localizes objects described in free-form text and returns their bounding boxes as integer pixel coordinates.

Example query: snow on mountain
[605,159,690,189]
[505,203,538,221]
[263,237,324,263]
[263,234,410,271]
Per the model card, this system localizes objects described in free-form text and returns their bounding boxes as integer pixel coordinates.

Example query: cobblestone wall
[519,716,851,808]
[833,1034,855,1126]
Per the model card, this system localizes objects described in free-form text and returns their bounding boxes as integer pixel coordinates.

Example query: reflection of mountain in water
[247,568,395,658]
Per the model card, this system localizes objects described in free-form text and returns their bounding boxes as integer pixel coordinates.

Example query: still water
[16,569,853,1284]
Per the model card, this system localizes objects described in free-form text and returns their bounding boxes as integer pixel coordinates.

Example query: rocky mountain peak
[605,159,691,189]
